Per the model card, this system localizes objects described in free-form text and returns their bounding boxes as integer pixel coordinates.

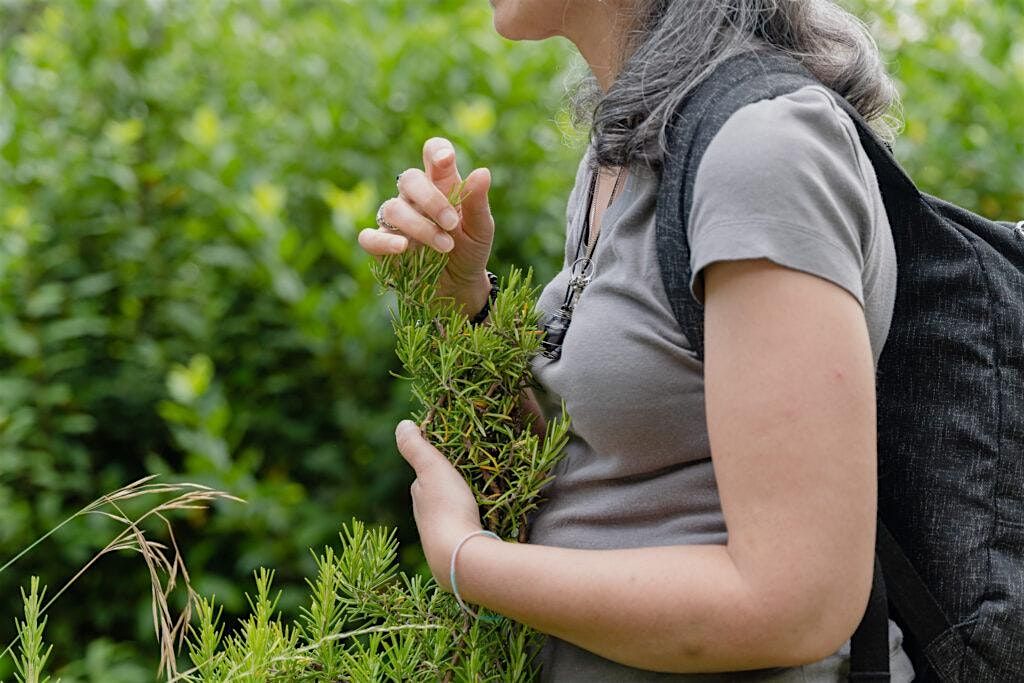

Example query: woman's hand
[358,137,495,317]
[394,420,486,591]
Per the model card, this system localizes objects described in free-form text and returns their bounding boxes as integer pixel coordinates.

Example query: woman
[358,0,916,679]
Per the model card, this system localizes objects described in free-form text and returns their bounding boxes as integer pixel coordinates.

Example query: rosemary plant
[13,577,52,683]
[6,182,569,681]
[371,189,570,542]
[176,182,570,680]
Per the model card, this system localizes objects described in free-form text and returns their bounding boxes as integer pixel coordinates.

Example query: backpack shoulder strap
[654,50,919,361]
[655,50,816,360]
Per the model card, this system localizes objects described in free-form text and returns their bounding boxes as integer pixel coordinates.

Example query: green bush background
[0,0,1020,678]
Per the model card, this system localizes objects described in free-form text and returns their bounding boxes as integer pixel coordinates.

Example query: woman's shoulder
[714,84,869,154]
[688,83,887,265]
[685,83,896,339]
[693,84,881,213]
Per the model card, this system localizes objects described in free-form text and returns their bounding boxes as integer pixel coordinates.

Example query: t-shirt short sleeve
[687,85,882,307]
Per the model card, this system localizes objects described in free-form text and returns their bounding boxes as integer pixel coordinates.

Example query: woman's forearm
[456,538,839,674]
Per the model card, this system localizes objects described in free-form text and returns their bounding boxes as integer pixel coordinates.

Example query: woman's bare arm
[453,257,878,672]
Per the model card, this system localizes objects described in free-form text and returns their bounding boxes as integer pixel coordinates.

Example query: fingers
[423,137,462,195]
[372,196,455,254]
[360,138,491,268]
[358,226,408,256]
[458,168,494,247]
[396,420,438,475]
[397,168,461,233]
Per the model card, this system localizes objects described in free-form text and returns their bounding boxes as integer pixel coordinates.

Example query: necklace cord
[568,167,624,306]
[541,165,626,360]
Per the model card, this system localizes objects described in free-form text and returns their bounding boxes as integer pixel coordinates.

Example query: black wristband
[469,271,499,326]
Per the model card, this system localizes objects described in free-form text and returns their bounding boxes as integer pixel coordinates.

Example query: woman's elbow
[772,574,875,667]
[652,575,872,673]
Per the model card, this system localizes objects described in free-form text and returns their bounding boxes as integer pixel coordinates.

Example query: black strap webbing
[850,553,892,681]
[877,523,961,681]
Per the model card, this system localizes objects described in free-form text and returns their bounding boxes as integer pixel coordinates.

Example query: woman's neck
[565,5,633,92]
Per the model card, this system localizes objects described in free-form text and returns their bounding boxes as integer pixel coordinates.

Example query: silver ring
[376,204,399,232]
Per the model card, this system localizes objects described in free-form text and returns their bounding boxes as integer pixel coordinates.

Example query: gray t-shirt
[527,86,914,681]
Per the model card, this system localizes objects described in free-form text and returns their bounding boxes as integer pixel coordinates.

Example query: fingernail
[396,420,414,436]
[440,208,460,231]
[433,149,453,165]
[434,233,454,252]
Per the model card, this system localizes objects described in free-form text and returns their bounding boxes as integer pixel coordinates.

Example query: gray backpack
[654,51,1024,681]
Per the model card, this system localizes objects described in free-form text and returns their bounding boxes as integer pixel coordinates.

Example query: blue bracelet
[450,529,503,623]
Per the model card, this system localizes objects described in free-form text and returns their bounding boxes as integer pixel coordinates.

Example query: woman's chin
[491,18,522,41]
[489,0,556,41]
[491,16,555,42]
[490,9,518,40]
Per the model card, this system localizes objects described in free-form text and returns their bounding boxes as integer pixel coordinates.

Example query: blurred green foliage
[851,0,1024,217]
[0,0,1020,678]
[0,0,580,676]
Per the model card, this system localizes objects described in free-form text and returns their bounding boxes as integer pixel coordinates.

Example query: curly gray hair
[570,0,899,175]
